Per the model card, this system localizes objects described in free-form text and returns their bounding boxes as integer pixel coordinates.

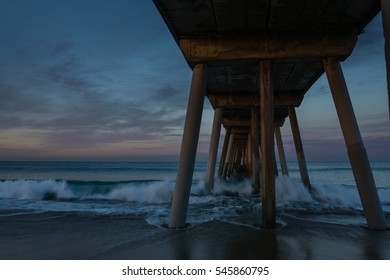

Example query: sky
[0,0,389,162]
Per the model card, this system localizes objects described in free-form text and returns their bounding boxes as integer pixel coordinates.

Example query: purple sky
[0,0,389,162]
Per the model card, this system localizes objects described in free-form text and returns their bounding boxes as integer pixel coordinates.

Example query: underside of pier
[153,0,387,230]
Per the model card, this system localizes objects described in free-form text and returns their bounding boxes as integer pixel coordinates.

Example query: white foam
[0,180,75,200]
[211,178,253,196]
[378,187,390,204]
[310,183,362,207]
[275,176,313,205]
[101,181,174,203]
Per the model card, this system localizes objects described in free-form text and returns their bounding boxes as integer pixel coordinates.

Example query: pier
[153,0,388,230]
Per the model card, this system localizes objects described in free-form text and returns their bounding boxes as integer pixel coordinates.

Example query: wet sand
[0,212,389,260]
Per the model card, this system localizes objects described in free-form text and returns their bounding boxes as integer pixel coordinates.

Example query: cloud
[46,56,87,88]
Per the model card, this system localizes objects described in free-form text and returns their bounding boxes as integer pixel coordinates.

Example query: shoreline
[0,212,389,260]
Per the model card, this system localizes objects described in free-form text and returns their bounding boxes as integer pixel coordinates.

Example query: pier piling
[205,108,223,192]
[169,63,207,228]
[381,0,390,118]
[275,126,288,176]
[324,57,386,230]
[288,107,311,189]
[223,133,235,178]
[251,107,261,193]
[260,60,276,228]
[218,129,230,178]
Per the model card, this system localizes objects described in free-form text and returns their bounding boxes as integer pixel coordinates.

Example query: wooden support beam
[288,107,311,189]
[381,0,390,118]
[260,60,276,228]
[207,91,304,108]
[180,27,357,63]
[324,57,386,230]
[169,64,207,228]
[205,108,223,192]
[275,126,289,176]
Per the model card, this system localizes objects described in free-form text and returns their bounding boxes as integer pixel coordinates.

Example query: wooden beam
[207,91,304,108]
[180,27,357,63]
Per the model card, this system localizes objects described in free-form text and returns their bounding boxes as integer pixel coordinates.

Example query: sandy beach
[0,211,388,260]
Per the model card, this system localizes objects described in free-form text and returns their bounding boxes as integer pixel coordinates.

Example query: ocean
[0,161,389,259]
[0,161,389,227]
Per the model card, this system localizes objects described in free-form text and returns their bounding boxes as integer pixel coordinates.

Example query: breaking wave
[0,177,389,227]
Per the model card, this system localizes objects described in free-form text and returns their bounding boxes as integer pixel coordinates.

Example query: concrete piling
[288,107,311,189]
[275,126,288,176]
[205,108,223,192]
[223,133,235,178]
[324,57,386,230]
[260,60,276,228]
[251,107,261,193]
[169,63,207,228]
[218,129,230,178]
[381,0,390,118]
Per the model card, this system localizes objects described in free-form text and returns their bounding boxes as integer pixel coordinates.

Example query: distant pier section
[153,0,389,230]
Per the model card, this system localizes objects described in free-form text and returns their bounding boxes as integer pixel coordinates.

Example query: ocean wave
[0,178,389,216]
[0,179,174,203]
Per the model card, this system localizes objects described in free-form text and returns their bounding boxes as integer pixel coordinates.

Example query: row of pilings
[212,107,310,194]
[168,59,386,231]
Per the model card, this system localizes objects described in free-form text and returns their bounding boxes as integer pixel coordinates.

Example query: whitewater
[0,161,389,228]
